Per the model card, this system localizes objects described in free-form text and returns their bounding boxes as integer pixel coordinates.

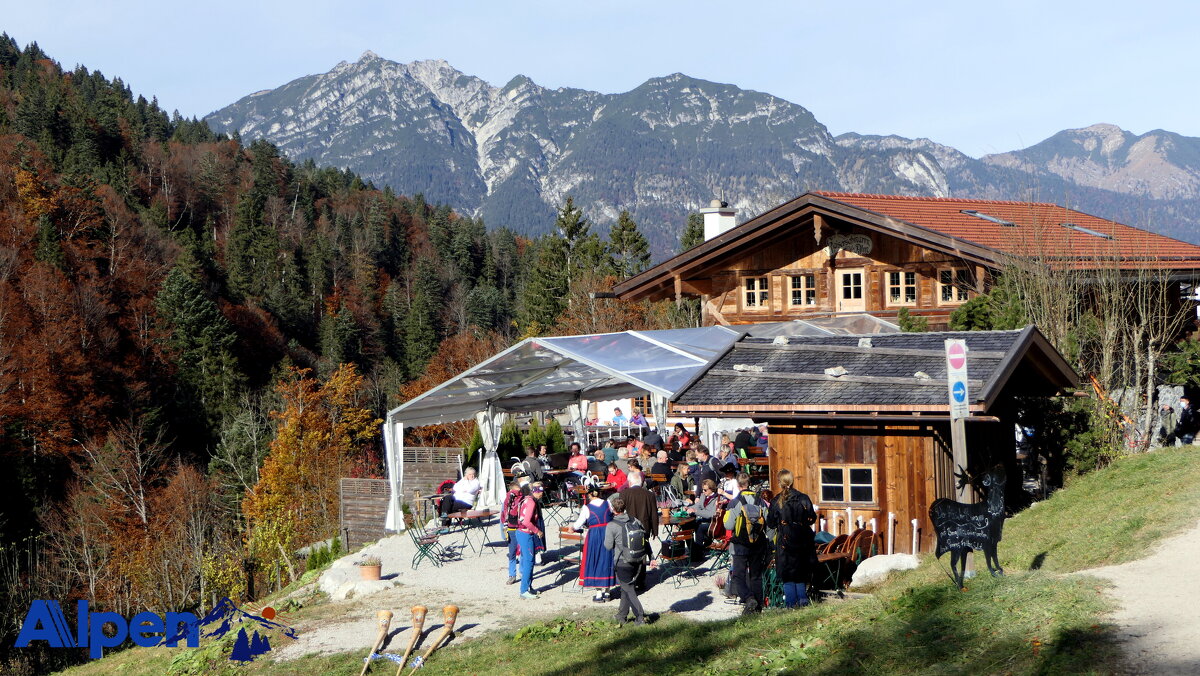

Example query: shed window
[744,277,769,308]
[939,269,972,304]
[790,274,817,306]
[887,271,917,305]
[819,465,875,504]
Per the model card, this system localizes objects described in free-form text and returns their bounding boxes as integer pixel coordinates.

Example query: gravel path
[1086,519,1200,675]
[273,514,743,662]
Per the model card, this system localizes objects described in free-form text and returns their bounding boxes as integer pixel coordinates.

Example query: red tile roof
[814,192,1200,270]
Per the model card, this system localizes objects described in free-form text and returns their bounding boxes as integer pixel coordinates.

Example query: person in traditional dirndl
[572,485,616,602]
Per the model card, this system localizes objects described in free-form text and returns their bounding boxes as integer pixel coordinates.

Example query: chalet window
[789,274,817,306]
[818,465,875,504]
[632,394,651,416]
[886,271,917,306]
[744,277,769,308]
[938,269,972,304]
[840,272,863,300]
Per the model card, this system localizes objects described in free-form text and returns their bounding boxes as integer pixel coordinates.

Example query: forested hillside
[0,35,674,674]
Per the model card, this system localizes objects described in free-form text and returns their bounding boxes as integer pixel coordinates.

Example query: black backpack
[620,518,647,564]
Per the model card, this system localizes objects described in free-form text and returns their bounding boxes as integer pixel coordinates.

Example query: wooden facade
[669,329,1078,555]
[701,214,983,328]
[764,419,1020,554]
[615,192,1200,331]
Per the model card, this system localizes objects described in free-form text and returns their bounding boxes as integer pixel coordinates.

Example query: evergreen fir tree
[156,254,246,427]
[608,210,651,278]
[33,214,65,268]
[680,212,704,252]
[517,236,568,334]
[404,260,441,372]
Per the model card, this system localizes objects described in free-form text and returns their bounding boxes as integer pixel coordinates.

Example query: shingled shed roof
[670,325,1078,419]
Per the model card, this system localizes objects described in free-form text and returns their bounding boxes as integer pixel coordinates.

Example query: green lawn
[59,445,1200,676]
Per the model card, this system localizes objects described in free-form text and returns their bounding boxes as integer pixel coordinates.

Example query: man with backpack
[722,472,768,613]
[618,475,659,593]
[603,494,647,626]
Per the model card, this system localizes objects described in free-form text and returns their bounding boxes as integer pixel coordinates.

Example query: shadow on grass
[1030,551,1048,570]
[512,575,1118,676]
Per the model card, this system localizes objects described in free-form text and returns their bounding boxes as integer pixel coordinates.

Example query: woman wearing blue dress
[572,485,616,602]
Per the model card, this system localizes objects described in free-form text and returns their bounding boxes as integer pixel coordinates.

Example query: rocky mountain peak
[206,59,1200,249]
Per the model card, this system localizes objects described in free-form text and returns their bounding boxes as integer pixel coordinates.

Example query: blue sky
[4,0,1198,157]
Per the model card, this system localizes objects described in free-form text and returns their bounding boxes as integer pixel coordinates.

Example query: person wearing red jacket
[515,484,545,599]
[605,463,628,491]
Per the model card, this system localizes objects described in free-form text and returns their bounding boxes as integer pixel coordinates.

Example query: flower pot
[358,564,382,581]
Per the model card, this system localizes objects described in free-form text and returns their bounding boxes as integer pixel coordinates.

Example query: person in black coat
[765,469,818,608]
[1175,396,1198,445]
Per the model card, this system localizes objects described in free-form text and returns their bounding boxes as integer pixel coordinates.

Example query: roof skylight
[960,209,1015,227]
[1061,222,1114,240]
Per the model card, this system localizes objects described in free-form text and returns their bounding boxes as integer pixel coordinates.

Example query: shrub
[544,418,567,454]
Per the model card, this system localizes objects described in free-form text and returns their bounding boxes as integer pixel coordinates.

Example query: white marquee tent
[382,326,743,531]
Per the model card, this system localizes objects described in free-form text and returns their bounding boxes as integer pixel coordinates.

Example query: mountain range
[206,52,1200,254]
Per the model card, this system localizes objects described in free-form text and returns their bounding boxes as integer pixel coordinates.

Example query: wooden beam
[733,343,1008,359]
[674,274,683,307]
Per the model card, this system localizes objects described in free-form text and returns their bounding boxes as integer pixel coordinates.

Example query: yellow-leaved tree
[244,363,381,585]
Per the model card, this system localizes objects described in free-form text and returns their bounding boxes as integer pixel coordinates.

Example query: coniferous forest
[0,35,685,674]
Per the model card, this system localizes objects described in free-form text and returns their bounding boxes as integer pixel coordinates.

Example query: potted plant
[356,556,382,581]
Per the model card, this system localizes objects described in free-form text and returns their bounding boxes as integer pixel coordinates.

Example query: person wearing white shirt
[440,467,482,525]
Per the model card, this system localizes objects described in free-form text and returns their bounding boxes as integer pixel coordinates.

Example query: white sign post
[945,338,973,575]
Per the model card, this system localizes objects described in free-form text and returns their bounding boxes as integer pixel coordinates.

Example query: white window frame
[789,274,818,307]
[938,268,972,305]
[886,270,918,306]
[744,276,769,309]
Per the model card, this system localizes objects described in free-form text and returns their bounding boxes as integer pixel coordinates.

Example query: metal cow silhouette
[929,466,1006,589]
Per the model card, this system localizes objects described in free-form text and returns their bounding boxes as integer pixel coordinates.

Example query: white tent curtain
[568,401,587,449]
[475,408,508,510]
[649,393,669,437]
[383,417,406,532]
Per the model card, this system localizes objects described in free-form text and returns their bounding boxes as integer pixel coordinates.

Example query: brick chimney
[700,199,737,241]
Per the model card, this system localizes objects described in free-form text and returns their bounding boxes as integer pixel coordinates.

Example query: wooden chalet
[614,192,1200,328]
[670,326,1079,553]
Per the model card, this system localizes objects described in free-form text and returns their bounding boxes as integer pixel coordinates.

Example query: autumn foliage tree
[243,364,381,581]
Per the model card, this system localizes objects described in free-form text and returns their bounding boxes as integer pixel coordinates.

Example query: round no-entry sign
[947,342,966,369]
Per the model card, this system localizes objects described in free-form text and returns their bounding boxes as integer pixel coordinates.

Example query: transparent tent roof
[388,326,744,426]
[740,314,900,338]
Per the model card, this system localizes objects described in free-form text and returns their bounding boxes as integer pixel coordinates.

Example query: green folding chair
[408,524,448,569]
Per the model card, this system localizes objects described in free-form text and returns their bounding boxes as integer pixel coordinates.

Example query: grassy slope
[59,446,1200,676]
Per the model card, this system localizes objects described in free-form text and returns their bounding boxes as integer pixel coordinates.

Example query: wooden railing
[402,446,462,464]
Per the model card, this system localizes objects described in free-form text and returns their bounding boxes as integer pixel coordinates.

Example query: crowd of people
[490,427,819,622]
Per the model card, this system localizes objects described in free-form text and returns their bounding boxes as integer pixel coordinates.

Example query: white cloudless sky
[4,0,1198,157]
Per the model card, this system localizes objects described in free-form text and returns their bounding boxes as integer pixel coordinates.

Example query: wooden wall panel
[700,216,982,325]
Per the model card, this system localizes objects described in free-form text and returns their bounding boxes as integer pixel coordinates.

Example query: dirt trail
[1085,519,1200,675]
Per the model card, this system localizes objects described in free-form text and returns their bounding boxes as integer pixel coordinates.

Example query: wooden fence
[339,478,391,550]
[338,448,463,549]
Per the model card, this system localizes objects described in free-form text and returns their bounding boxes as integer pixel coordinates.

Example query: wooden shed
[670,326,1078,553]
